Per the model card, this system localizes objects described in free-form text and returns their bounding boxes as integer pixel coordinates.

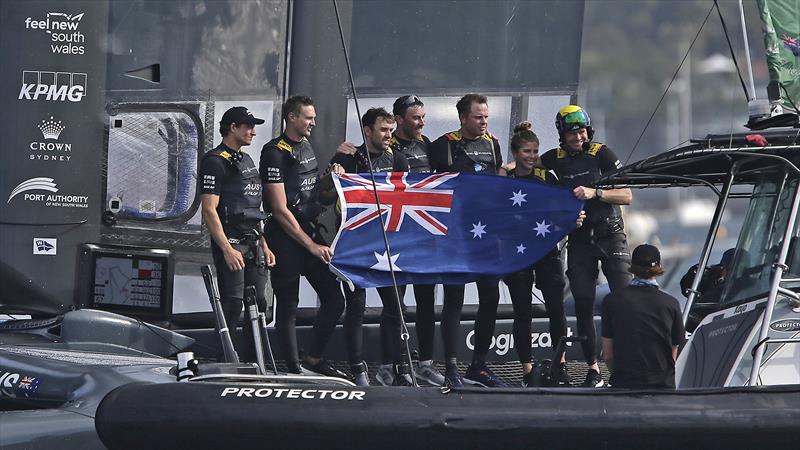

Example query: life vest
[444,130,497,174]
[203,145,265,229]
[549,142,620,223]
[273,137,321,222]
[507,167,549,184]
[390,135,430,173]
[354,145,396,173]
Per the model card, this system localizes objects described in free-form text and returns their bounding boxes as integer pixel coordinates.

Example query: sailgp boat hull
[96,382,800,450]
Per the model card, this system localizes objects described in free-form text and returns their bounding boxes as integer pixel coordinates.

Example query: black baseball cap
[631,244,661,270]
[220,106,265,126]
[393,94,423,116]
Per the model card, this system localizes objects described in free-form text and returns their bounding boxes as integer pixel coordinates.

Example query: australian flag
[330,172,583,288]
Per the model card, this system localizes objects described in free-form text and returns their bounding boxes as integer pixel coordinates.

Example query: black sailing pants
[567,233,632,364]
[504,247,567,364]
[272,256,345,371]
[211,238,267,362]
[444,279,501,365]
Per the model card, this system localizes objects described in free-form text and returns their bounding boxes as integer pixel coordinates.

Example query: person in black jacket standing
[540,105,633,387]
[333,95,445,386]
[330,108,412,386]
[601,244,685,389]
[200,106,276,358]
[260,96,348,380]
[428,94,506,388]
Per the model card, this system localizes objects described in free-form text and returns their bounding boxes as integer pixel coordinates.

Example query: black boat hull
[96,382,800,450]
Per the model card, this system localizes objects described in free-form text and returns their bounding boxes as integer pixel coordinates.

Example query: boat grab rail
[187,373,356,387]
[777,286,800,301]
[750,337,800,358]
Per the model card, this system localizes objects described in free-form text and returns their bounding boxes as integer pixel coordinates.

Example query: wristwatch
[595,188,604,199]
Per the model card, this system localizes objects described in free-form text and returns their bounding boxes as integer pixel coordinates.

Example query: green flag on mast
[758,0,800,113]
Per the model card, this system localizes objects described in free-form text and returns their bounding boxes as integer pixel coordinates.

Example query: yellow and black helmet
[555,105,594,141]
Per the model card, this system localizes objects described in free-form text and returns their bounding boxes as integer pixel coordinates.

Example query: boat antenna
[625,3,714,166]
[714,0,751,103]
[332,0,418,386]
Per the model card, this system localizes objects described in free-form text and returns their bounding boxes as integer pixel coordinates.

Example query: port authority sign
[6,177,88,209]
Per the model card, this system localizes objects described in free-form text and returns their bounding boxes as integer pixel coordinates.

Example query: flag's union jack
[338,172,458,235]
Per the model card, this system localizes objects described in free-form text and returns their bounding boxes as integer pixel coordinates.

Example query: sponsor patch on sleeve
[202,174,217,192]
[264,166,282,183]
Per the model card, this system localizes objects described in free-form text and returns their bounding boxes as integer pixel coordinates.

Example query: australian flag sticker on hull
[330,172,583,288]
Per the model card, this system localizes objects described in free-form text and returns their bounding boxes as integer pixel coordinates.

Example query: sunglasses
[562,110,589,127]
[400,94,422,107]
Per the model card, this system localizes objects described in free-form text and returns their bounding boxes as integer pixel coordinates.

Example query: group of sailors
[200,94,684,390]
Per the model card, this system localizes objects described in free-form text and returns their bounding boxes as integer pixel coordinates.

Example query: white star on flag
[516,243,526,254]
[509,190,527,206]
[533,220,551,237]
[370,251,401,271]
[470,221,487,239]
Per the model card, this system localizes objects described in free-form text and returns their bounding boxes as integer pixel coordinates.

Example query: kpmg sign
[18,70,87,102]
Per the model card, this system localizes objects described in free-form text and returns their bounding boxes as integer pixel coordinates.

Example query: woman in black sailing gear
[500,122,584,387]
[428,94,506,388]
[540,105,633,388]
[260,96,348,380]
[330,108,412,386]
[200,106,276,359]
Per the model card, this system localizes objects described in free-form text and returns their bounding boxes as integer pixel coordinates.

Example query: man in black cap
[601,244,685,389]
[200,106,276,358]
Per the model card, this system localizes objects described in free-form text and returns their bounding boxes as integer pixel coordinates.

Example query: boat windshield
[721,172,800,305]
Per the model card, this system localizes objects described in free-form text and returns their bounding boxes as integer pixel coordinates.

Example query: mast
[739,0,757,100]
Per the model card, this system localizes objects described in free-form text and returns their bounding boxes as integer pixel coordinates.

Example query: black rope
[332,0,417,386]
[779,82,800,114]
[134,317,189,355]
[714,0,751,103]
[0,220,88,226]
[625,3,714,166]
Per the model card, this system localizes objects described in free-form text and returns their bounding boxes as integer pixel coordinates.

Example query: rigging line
[0,220,88,226]
[713,0,751,103]
[625,3,714,166]
[134,317,184,355]
[779,83,800,113]
[331,0,417,386]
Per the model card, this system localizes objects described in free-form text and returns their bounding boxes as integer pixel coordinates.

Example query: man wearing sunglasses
[540,105,633,388]
[388,95,446,387]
